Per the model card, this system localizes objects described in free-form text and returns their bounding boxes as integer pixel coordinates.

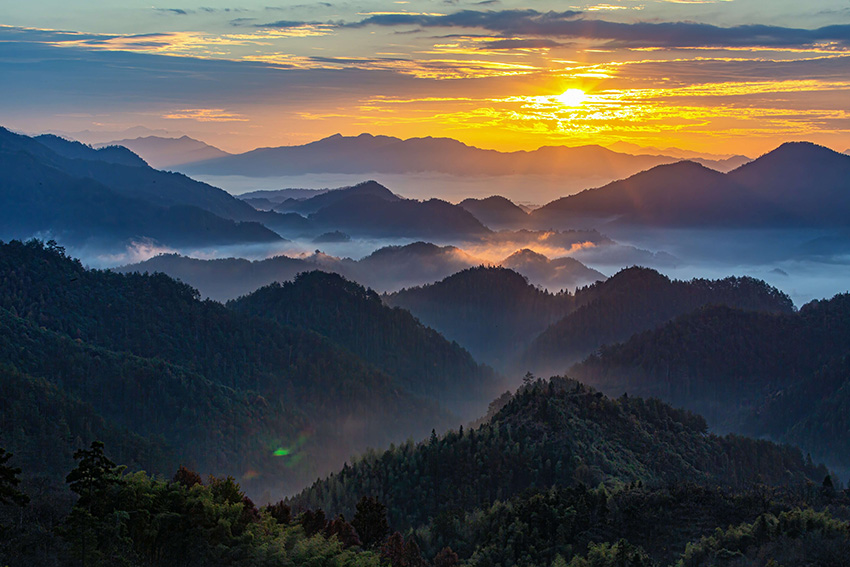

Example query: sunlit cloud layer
[1,0,849,155]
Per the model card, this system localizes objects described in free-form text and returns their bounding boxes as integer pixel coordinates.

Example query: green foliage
[568,540,655,567]
[678,508,850,567]
[56,445,382,567]
[572,295,850,472]
[0,239,447,495]
[352,496,390,549]
[66,441,120,508]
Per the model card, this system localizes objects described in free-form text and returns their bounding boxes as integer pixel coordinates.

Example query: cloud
[346,9,850,50]
[256,20,317,28]
[154,6,247,15]
[162,108,249,122]
[154,8,192,16]
[347,9,583,34]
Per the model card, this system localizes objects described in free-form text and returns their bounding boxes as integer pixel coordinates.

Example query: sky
[2,0,849,154]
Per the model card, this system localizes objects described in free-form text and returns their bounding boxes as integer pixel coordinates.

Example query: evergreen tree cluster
[290,379,827,533]
[228,271,498,411]
[572,295,850,472]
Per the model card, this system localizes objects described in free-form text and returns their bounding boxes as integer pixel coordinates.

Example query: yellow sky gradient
[1,1,849,156]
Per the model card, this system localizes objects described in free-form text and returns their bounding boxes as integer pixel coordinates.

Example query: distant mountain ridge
[458,196,529,229]
[532,142,850,228]
[0,127,282,248]
[97,135,231,169]
[179,132,746,178]
[275,180,403,215]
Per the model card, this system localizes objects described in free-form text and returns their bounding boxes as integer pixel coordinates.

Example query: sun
[555,88,587,106]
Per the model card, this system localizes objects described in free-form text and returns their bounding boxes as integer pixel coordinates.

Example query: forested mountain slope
[386,267,573,366]
[290,378,826,532]
[525,267,794,373]
[0,240,450,496]
[571,295,850,473]
[228,271,501,415]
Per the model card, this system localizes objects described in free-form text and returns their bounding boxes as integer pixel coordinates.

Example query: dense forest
[525,267,794,373]
[4,381,849,567]
[290,378,827,529]
[228,271,499,414]
[286,379,848,566]
[571,296,850,475]
[4,240,850,566]
[387,266,794,372]
[0,239,462,498]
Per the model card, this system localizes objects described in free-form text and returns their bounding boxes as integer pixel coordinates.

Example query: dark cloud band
[344,9,850,50]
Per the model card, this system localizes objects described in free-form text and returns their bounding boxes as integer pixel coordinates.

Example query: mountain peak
[504,248,548,263]
[733,141,847,171]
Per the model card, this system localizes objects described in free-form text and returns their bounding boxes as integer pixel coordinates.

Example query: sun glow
[555,88,587,106]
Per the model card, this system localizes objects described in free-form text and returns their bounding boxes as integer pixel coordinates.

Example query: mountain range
[0,128,282,248]
[387,266,792,370]
[5,240,850,567]
[532,142,850,228]
[176,132,750,178]
[119,241,605,301]
[95,135,231,169]
[524,267,795,372]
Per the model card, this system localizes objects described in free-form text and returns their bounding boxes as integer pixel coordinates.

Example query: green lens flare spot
[273,448,291,457]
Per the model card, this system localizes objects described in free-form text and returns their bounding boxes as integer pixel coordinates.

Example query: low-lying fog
[73,224,850,307]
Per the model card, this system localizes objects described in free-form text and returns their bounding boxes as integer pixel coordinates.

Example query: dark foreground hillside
[0,240,452,499]
[288,378,847,567]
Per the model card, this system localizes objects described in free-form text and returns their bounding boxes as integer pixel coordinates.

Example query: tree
[325,514,362,548]
[267,501,292,525]
[65,441,120,512]
[300,508,328,537]
[403,538,426,567]
[352,496,389,549]
[821,475,836,499]
[0,448,29,507]
[381,532,406,567]
[434,547,459,567]
[62,442,126,567]
[173,466,203,488]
